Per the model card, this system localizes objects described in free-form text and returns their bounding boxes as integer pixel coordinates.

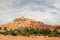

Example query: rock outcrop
[0,16,60,30]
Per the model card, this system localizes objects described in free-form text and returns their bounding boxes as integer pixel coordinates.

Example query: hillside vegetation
[0,16,60,37]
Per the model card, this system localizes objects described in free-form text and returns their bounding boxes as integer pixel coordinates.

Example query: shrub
[29,27,39,35]
[38,28,52,37]
[12,29,21,36]
[43,28,51,35]
[21,27,31,36]
[0,27,1,30]
[48,29,60,37]
[4,27,7,30]
[8,29,16,36]
[52,29,60,37]
[0,27,60,37]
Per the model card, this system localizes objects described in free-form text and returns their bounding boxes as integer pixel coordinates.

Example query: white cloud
[0,0,60,24]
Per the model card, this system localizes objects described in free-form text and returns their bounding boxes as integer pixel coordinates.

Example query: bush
[48,29,60,37]
[0,27,1,30]
[4,27,7,30]
[52,29,60,37]
[21,27,31,36]
[0,27,60,37]
[12,29,21,36]
[8,29,19,36]
[2,27,9,35]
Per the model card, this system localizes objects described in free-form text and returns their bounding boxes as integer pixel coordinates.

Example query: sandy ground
[0,35,60,40]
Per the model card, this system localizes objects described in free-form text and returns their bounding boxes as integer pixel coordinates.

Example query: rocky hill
[0,16,60,30]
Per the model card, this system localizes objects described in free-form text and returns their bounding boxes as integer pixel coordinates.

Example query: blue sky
[0,0,60,24]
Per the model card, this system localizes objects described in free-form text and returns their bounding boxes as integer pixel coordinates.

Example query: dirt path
[0,35,60,40]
